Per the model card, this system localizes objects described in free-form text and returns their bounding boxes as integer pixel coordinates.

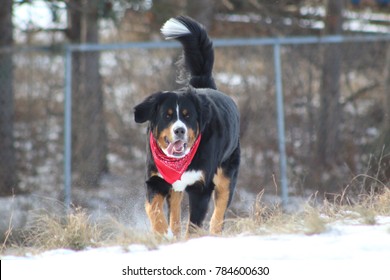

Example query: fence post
[64,46,72,211]
[273,42,289,207]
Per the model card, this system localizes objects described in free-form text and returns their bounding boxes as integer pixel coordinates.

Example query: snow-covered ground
[2,216,390,280]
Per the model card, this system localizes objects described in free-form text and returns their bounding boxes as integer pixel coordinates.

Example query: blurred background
[0,0,389,239]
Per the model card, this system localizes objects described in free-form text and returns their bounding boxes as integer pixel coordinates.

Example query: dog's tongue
[167,140,186,156]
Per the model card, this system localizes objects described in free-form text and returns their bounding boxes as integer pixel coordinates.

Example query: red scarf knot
[149,132,201,185]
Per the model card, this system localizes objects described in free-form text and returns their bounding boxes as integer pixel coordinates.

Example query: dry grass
[1,197,15,254]
[302,206,327,235]
[23,208,102,251]
[224,187,390,237]
[10,207,171,255]
[2,187,390,256]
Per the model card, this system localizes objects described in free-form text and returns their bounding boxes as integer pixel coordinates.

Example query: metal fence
[3,34,390,212]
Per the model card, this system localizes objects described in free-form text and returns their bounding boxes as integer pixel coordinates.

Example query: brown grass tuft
[225,186,390,237]
[19,207,173,254]
[303,206,327,235]
[224,191,303,236]
[24,207,101,251]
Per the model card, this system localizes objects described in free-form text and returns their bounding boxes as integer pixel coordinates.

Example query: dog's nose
[174,127,186,137]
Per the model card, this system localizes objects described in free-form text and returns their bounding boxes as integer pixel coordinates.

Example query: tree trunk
[316,0,344,167]
[381,46,390,149]
[67,0,108,187]
[0,0,19,196]
[374,44,390,183]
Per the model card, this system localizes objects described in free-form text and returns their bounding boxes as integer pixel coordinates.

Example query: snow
[14,1,66,30]
[2,216,390,280]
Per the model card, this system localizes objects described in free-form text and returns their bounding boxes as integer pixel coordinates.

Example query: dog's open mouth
[165,137,188,157]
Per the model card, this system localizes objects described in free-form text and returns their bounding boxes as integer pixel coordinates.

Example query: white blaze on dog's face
[154,93,200,158]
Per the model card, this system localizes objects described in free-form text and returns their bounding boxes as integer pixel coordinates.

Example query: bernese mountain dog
[134,16,240,237]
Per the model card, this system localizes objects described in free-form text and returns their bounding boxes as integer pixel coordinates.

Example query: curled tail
[161,16,217,90]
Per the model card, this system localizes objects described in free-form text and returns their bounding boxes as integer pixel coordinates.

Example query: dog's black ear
[134,92,163,123]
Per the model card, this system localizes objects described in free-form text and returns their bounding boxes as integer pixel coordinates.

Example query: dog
[134,16,240,237]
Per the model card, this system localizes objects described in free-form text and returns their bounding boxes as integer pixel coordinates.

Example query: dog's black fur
[134,16,240,236]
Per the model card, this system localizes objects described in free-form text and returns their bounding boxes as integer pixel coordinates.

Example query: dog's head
[134,89,208,158]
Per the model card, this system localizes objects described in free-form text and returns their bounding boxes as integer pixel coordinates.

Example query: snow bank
[2,216,390,280]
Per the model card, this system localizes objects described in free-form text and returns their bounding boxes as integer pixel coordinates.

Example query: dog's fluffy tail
[161,16,216,90]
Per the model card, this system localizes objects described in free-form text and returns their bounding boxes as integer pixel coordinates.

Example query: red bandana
[149,132,201,185]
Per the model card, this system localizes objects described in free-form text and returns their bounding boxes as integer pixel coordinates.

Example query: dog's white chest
[172,170,204,191]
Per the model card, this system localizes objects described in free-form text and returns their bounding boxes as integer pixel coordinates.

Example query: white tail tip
[161,18,190,40]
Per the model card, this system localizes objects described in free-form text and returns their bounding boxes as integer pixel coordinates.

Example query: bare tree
[380,46,390,151]
[0,0,19,196]
[316,0,344,167]
[67,0,108,187]
[373,44,390,184]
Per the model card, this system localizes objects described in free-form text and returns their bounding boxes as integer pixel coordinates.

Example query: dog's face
[134,91,204,158]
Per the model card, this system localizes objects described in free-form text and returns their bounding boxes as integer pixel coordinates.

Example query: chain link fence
[1,35,390,217]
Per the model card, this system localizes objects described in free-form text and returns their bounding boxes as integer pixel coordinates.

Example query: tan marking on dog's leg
[210,168,230,235]
[168,190,183,237]
[145,194,168,235]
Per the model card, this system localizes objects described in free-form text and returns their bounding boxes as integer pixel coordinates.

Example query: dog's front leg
[145,194,168,235]
[186,183,213,237]
[168,189,183,237]
[145,176,170,235]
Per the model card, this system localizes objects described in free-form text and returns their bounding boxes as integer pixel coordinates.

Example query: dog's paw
[164,228,174,240]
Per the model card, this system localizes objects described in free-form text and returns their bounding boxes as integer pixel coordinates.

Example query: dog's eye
[165,109,173,119]
[182,109,190,119]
